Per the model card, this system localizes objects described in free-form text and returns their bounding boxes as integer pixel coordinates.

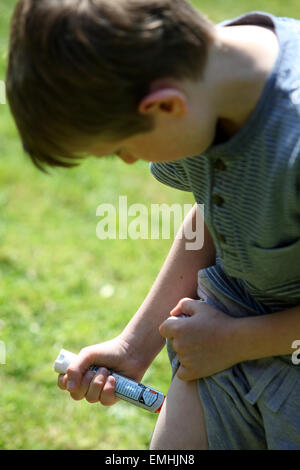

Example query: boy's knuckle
[181,297,193,304]
[82,371,95,385]
[94,376,104,387]
[66,365,77,375]
[79,346,95,360]
[178,298,188,307]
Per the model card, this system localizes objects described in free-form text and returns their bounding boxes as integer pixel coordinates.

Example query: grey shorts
[167,274,300,450]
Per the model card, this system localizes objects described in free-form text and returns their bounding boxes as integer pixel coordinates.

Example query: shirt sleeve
[150,161,191,192]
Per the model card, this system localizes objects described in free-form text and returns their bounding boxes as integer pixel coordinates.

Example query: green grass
[0,0,300,450]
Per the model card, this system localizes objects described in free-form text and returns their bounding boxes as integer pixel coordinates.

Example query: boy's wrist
[119,324,165,371]
[231,305,300,362]
[225,315,262,364]
[228,316,253,363]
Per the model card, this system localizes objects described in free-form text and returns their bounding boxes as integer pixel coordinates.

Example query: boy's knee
[149,375,208,450]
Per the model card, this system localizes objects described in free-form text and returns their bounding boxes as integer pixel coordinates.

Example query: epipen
[53,349,165,413]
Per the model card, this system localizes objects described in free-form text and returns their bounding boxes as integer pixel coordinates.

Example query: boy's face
[79,79,218,164]
[85,124,209,165]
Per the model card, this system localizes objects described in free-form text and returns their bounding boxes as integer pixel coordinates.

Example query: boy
[6,0,300,450]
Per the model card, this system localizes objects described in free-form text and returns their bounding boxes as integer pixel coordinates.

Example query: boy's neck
[207,23,280,143]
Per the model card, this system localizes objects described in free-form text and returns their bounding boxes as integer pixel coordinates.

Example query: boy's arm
[63,203,216,398]
[157,288,300,381]
[120,203,216,369]
[235,305,300,361]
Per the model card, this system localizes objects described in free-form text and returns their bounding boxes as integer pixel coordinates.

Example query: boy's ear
[138,88,188,117]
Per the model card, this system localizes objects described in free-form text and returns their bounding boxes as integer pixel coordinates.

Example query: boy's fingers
[170,298,199,318]
[85,367,109,403]
[69,370,98,401]
[159,315,187,339]
[170,297,195,317]
[57,373,68,390]
[176,364,193,382]
[100,375,119,406]
[66,349,102,391]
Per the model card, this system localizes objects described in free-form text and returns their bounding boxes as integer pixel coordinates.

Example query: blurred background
[0,0,299,450]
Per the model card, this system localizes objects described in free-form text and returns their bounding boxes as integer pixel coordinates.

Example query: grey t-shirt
[150,11,300,314]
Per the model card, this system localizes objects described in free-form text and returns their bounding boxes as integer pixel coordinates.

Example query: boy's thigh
[149,373,209,450]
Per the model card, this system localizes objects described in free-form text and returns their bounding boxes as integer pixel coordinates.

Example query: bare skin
[149,374,209,450]
[76,24,279,165]
[58,22,280,450]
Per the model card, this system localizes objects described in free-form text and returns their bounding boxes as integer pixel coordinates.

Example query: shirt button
[213,159,227,172]
[213,194,225,207]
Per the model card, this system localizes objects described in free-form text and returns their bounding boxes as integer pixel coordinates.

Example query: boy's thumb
[66,352,97,391]
[170,297,199,317]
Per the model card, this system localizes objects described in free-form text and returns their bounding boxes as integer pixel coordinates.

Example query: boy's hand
[159,298,243,381]
[57,336,146,406]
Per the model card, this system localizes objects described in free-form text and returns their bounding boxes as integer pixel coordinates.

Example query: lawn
[0,0,300,450]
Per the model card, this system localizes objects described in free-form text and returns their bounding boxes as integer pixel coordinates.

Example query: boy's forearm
[121,204,216,367]
[234,304,300,362]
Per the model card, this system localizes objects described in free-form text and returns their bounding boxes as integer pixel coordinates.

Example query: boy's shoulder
[218,10,300,32]
[149,160,191,193]
[150,11,300,194]
[220,10,300,72]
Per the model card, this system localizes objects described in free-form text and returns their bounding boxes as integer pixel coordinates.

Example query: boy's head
[6,0,217,173]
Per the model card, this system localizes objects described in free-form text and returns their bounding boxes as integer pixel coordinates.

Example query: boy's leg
[149,373,209,450]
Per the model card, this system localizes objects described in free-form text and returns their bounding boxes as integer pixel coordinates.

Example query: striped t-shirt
[150,11,300,315]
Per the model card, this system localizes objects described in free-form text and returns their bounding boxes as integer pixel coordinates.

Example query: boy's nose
[117,151,138,164]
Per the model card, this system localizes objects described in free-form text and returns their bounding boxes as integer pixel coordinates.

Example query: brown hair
[6,0,217,173]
